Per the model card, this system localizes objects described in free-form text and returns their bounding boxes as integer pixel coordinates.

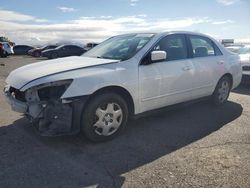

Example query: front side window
[83,34,154,61]
[189,35,216,57]
[153,34,188,61]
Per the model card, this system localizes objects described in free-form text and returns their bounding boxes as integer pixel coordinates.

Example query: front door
[139,34,194,113]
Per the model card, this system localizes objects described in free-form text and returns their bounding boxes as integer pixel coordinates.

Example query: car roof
[116,31,215,39]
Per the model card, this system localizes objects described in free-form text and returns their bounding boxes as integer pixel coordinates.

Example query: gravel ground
[0,56,249,188]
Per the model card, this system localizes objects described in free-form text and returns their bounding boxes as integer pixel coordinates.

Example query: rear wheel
[212,76,231,106]
[81,92,128,142]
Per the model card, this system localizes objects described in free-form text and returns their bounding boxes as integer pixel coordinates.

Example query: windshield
[83,34,155,61]
[239,46,250,54]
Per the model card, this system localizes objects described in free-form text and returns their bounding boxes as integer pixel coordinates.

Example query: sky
[0,0,250,45]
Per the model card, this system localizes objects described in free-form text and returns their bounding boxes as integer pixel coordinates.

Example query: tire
[34,51,40,57]
[50,53,58,59]
[212,76,231,106]
[2,51,7,58]
[81,92,128,142]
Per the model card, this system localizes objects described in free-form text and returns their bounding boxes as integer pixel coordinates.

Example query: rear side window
[71,46,82,50]
[189,35,216,57]
[153,34,188,61]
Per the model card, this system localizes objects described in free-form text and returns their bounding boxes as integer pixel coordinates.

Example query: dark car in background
[13,45,34,55]
[0,43,4,57]
[41,45,86,59]
[28,45,58,57]
[84,42,99,51]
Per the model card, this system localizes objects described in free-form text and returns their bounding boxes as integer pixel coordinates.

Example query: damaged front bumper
[3,85,87,136]
[4,85,28,113]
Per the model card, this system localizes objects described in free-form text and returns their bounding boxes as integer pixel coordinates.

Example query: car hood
[6,56,119,89]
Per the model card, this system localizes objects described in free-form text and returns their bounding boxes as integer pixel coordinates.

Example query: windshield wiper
[96,56,113,59]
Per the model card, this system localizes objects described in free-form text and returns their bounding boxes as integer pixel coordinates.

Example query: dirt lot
[0,56,250,188]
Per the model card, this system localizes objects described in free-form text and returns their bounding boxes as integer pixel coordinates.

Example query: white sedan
[238,45,250,70]
[4,31,242,142]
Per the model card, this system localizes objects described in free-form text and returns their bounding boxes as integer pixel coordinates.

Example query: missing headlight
[36,80,72,101]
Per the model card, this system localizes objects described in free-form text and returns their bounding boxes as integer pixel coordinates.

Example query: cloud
[212,20,234,24]
[235,38,250,43]
[0,10,34,21]
[57,6,77,13]
[0,9,238,45]
[130,0,139,6]
[216,0,239,5]
[0,15,212,45]
[0,9,49,23]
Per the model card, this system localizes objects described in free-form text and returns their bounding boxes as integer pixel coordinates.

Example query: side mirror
[151,50,167,62]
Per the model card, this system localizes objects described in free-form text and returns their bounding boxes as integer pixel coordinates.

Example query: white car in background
[238,45,250,70]
[0,42,14,57]
[226,45,242,54]
[226,45,250,82]
[4,31,242,142]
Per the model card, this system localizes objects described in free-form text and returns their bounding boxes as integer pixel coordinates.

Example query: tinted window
[189,35,215,57]
[71,46,81,50]
[61,46,72,50]
[153,34,188,61]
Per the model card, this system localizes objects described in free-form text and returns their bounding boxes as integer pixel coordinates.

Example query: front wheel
[81,92,128,142]
[212,76,231,106]
[1,51,7,58]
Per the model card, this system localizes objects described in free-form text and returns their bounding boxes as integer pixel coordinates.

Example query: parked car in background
[238,45,250,84]
[0,42,14,57]
[0,43,4,57]
[84,42,99,51]
[225,45,250,83]
[28,45,58,57]
[41,45,86,59]
[226,45,242,54]
[13,45,34,55]
[238,45,250,69]
[4,31,242,142]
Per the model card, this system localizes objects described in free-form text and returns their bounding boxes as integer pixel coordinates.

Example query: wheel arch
[221,73,233,89]
[85,85,135,117]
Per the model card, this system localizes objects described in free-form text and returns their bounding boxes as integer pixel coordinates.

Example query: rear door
[139,34,194,112]
[187,35,224,98]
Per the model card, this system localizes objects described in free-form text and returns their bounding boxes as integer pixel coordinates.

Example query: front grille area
[9,87,26,102]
